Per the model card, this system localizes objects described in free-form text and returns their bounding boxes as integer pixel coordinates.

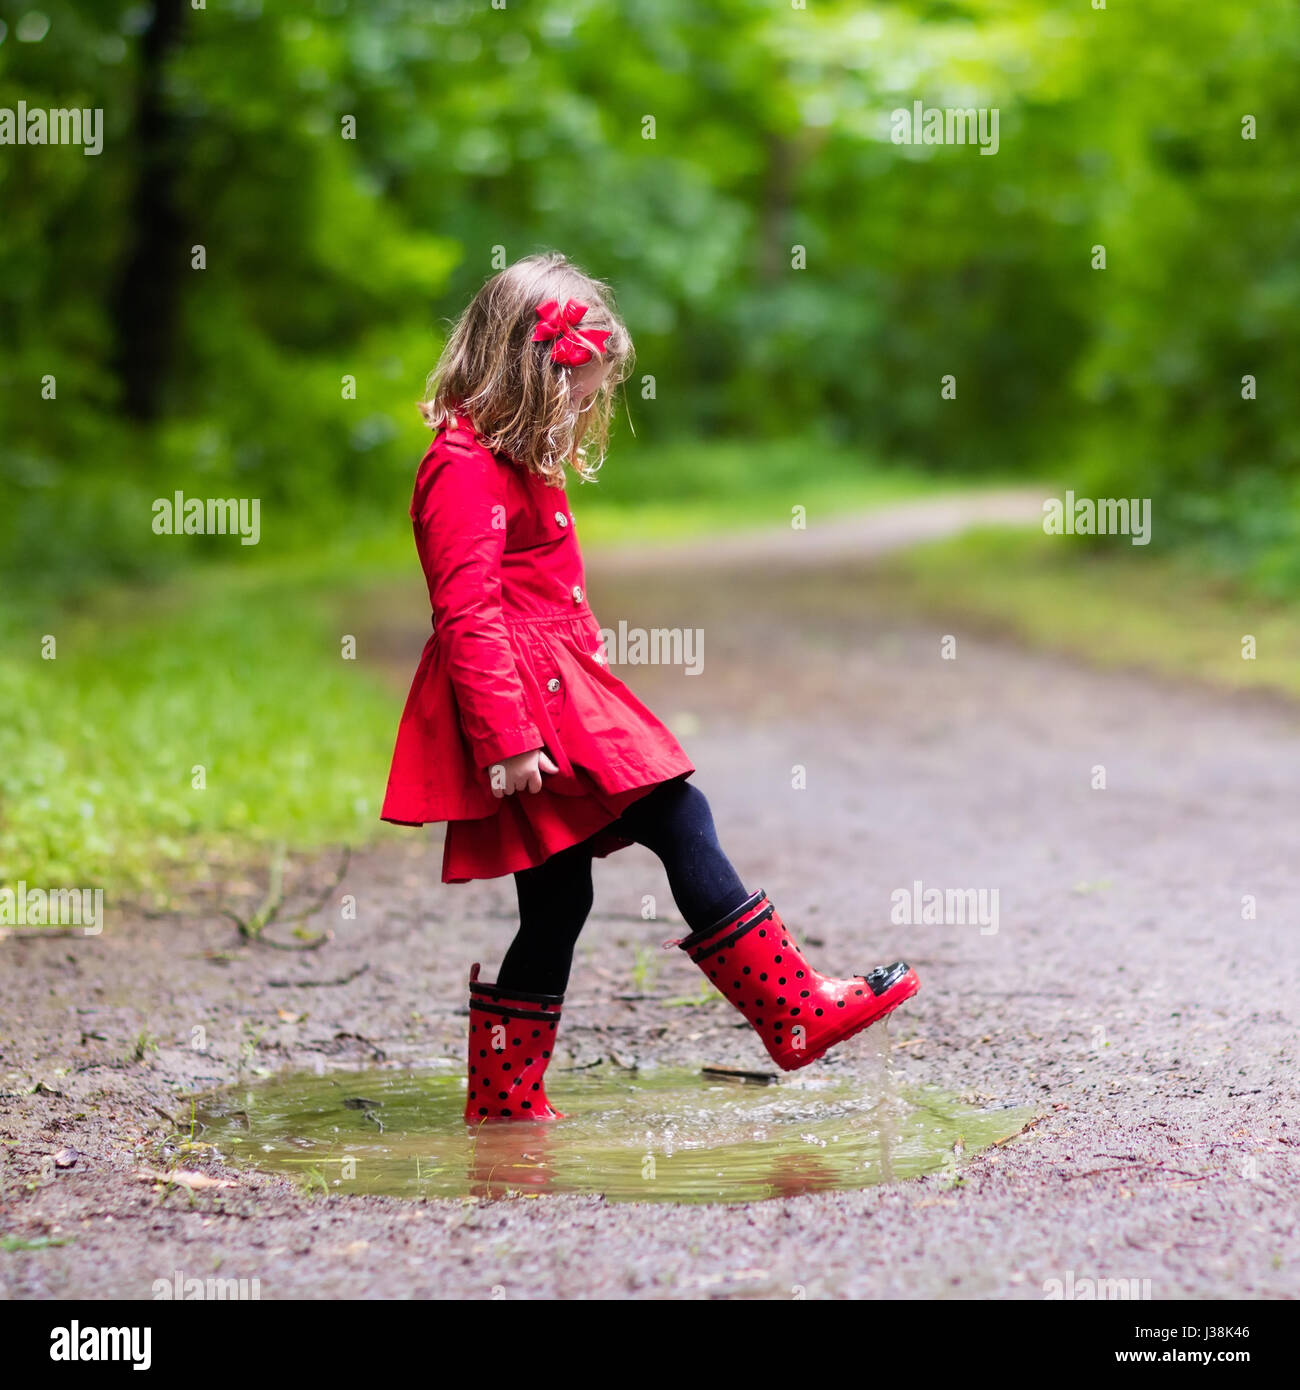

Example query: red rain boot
[673,891,919,1071]
[464,963,565,1123]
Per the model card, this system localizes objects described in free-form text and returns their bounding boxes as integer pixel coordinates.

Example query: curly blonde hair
[419,252,634,485]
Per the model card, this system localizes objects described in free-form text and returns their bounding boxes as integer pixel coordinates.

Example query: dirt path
[603,487,1046,572]
[3,496,1298,1300]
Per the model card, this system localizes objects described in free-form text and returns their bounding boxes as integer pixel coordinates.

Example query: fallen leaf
[133,1169,237,1190]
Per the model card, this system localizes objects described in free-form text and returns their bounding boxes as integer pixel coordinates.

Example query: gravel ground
[3,502,1297,1300]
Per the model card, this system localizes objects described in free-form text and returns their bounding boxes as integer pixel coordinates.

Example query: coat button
[554,511,569,528]
[546,678,561,693]
[571,585,583,603]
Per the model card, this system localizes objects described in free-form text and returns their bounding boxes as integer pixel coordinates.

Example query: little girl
[382,252,919,1122]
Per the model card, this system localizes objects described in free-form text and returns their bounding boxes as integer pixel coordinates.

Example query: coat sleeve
[414,437,542,770]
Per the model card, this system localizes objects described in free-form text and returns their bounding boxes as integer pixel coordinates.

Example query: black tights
[496,779,749,996]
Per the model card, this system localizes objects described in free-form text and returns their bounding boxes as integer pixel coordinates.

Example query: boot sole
[771,968,921,1071]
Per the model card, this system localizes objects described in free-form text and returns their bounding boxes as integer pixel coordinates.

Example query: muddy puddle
[197,1063,1034,1204]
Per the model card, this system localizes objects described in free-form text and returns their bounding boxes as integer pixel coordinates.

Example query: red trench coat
[380,420,695,882]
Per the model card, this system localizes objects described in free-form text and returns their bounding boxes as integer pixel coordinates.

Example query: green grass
[0,562,401,896]
[874,526,1300,699]
[1,1235,73,1252]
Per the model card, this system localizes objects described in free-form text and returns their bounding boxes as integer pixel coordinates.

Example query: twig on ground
[268,963,370,989]
[991,1114,1047,1147]
[219,846,351,950]
[1057,1163,1207,1181]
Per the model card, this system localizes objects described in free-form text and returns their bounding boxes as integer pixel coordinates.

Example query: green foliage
[1070,1,1300,593]
[2,0,1296,597]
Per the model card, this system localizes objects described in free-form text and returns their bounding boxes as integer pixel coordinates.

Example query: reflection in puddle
[199,1065,1034,1204]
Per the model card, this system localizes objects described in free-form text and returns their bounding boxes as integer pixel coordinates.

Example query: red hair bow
[531,298,611,366]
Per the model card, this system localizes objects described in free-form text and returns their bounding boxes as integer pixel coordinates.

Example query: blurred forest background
[2,0,1297,890]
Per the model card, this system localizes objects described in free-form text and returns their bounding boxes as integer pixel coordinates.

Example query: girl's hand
[490,748,560,798]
